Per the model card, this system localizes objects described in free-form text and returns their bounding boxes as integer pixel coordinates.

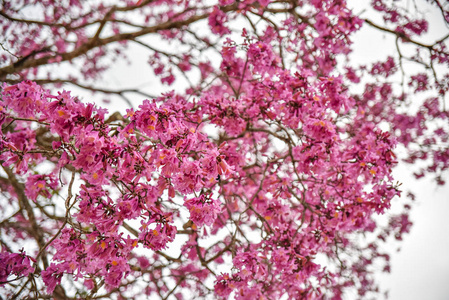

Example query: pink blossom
[42,263,66,294]
[184,194,221,227]
[208,7,230,36]
[0,250,34,284]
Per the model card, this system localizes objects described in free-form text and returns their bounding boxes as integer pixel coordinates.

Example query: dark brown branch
[363,18,447,50]
[2,165,49,269]
[0,3,239,80]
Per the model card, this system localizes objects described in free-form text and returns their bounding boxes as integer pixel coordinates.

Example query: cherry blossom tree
[0,0,448,299]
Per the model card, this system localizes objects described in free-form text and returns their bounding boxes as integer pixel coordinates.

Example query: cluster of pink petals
[184,194,221,227]
[0,250,34,284]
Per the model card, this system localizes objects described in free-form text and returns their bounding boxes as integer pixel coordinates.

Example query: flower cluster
[0,250,34,284]
[184,194,221,227]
